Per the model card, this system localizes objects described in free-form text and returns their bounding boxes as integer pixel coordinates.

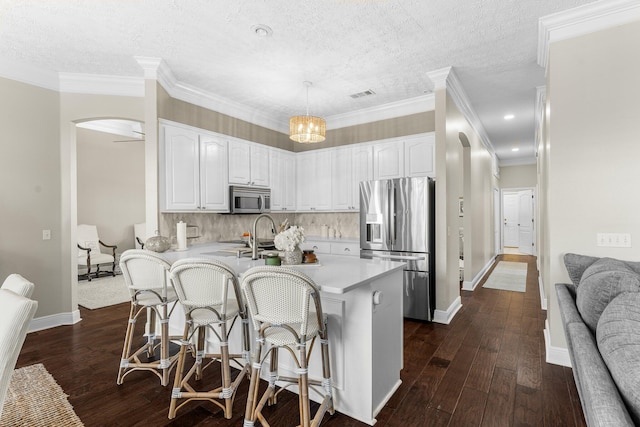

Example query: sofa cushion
[596,292,640,426]
[576,258,640,332]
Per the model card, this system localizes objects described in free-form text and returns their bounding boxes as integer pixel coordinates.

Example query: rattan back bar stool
[117,249,180,386]
[168,258,251,419]
[241,266,333,427]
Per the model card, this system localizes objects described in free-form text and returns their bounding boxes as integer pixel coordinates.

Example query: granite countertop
[160,242,404,294]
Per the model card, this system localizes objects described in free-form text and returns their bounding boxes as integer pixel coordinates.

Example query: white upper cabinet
[331,147,353,211]
[270,149,296,211]
[351,144,373,210]
[296,150,331,211]
[373,140,404,179]
[228,139,270,187]
[405,134,435,177]
[160,121,229,212]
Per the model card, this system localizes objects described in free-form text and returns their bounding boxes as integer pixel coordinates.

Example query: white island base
[164,244,404,425]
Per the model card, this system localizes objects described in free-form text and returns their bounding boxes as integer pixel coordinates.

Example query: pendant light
[289,81,326,143]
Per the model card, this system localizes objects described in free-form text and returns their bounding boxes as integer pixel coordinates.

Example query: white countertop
[159,242,405,294]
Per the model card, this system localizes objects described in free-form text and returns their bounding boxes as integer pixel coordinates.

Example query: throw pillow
[596,292,640,425]
[563,253,599,286]
[576,258,640,333]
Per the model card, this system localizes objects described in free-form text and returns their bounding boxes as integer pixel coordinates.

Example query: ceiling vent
[349,89,376,99]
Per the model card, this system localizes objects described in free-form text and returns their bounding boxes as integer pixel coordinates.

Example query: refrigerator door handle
[367,253,426,261]
[389,182,396,245]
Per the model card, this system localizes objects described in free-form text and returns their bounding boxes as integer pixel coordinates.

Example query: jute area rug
[77,274,130,310]
[483,261,527,293]
[0,363,83,426]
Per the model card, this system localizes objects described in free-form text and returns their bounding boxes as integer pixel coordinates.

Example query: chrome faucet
[251,214,277,260]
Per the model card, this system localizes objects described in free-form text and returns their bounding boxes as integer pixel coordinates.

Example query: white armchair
[134,222,146,249]
[0,289,38,418]
[77,224,117,281]
[1,274,35,298]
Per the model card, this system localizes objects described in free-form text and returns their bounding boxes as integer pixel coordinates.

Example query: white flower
[274,225,305,252]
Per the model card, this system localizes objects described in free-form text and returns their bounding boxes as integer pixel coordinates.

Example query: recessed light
[504,114,515,120]
[512,147,520,152]
[251,24,273,37]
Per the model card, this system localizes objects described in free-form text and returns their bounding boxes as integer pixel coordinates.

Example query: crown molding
[0,57,60,91]
[58,73,144,96]
[76,119,143,138]
[538,0,640,69]
[427,67,496,157]
[326,94,435,130]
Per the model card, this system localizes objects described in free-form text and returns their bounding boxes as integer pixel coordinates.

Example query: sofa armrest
[565,322,634,427]
[556,283,583,325]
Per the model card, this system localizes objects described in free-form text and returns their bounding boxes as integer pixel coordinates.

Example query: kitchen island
[162,242,405,425]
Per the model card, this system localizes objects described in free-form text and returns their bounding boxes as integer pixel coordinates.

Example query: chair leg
[117,303,137,385]
[168,321,191,419]
[160,303,171,386]
[244,339,264,425]
[219,322,233,419]
[268,348,279,406]
[298,343,311,427]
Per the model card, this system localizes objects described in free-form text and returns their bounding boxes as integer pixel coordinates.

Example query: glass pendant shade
[289,115,326,143]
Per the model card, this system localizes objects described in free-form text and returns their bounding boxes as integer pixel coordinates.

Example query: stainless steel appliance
[360,177,435,321]
[229,186,271,214]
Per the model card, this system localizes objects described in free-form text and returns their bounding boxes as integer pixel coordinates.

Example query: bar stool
[117,249,179,386]
[241,266,333,427]
[168,258,251,419]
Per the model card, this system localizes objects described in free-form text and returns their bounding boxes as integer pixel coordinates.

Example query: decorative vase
[145,230,171,253]
[281,246,303,265]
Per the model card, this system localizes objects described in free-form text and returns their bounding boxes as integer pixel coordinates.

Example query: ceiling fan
[113,131,145,143]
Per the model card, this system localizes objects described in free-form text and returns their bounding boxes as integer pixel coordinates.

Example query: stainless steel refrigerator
[360,177,435,321]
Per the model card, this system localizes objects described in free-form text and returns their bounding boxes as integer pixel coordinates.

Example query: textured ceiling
[0,0,596,164]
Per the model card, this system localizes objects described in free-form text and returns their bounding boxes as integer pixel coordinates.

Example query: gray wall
[499,164,537,189]
[77,127,145,251]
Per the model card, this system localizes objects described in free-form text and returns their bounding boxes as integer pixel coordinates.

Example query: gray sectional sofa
[556,253,640,426]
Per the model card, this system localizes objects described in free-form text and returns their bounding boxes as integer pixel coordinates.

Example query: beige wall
[76,127,145,251]
[544,21,640,349]
[499,164,537,189]
[0,77,61,318]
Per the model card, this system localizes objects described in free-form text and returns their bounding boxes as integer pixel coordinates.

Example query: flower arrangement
[274,225,305,252]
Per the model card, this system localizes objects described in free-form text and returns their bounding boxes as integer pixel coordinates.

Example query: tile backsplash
[160,212,359,244]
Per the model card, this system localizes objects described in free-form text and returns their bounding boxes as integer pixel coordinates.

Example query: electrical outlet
[42,229,51,240]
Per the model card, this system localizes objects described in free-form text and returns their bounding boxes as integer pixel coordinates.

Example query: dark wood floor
[16,254,586,426]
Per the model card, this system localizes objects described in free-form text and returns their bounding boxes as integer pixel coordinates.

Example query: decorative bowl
[145,231,171,253]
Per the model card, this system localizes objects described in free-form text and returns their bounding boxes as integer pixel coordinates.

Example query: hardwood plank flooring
[16,254,586,426]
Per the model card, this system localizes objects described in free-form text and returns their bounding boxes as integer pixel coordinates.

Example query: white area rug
[482,261,527,293]
[0,363,84,426]
[77,274,130,309]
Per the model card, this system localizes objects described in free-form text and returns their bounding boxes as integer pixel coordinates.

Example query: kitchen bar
[160,241,405,425]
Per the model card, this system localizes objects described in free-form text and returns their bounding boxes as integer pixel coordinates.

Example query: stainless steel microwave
[229,186,271,214]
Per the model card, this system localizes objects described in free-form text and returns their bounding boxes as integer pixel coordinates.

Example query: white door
[518,190,534,255]
[404,135,435,177]
[331,148,353,210]
[494,187,500,255]
[250,144,270,187]
[199,136,229,211]
[352,145,373,211]
[160,124,200,211]
[503,194,519,247]
[228,140,251,185]
[373,141,404,179]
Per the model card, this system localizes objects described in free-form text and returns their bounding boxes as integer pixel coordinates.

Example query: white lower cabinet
[330,242,359,257]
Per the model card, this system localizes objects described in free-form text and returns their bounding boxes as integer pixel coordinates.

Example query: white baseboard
[544,320,571,367]
[539,275,547,311]
[29,309,82,333]
[433,296,462,325]
[461,256,497,291]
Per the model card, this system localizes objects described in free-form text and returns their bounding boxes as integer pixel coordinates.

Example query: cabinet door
[228,140,251,185]
[405,135,435,177]
[251,144,270,187]
[200,135,229,211]
[352,145,373,211]
[160,124,200,211]
[314,150,332,210]
[270,149,295,211]
[296,153,315,211]
[373,141,404,179]
[331,148,353,211]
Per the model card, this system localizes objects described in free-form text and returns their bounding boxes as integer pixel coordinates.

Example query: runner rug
[77,274,130,310]
[0,363,84,426]
[482,261,527,293]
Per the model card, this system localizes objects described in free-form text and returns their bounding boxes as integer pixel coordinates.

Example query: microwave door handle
[258,195,263,212]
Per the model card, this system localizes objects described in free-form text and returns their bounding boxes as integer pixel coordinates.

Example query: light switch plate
[597,233,631,247]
